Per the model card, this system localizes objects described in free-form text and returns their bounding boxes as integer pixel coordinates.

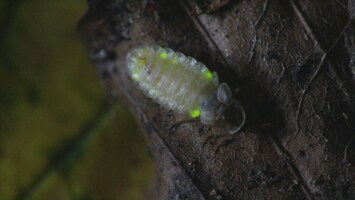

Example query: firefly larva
[126,45,245,133]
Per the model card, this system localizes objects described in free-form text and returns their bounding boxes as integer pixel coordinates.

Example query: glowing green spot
[159,51,168,59]
[204,71,213,79]
[190,108,201,118]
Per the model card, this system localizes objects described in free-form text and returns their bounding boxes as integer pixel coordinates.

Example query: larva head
[200,83,246,134]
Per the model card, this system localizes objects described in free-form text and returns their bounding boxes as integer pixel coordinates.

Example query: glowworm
[126,45,245,133]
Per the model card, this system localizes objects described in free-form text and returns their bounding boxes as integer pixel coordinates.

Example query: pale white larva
[126,45,245,133]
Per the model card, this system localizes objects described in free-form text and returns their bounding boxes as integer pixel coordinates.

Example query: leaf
[78,0,355,199]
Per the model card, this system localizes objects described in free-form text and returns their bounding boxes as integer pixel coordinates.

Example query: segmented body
[126,45,219,118]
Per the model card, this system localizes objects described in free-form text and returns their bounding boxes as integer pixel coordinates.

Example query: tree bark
[78,0,355,199]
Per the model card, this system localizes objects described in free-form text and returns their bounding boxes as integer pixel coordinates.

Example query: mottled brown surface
[78,0,355,199]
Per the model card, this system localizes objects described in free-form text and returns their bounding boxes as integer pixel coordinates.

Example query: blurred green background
[0,1,153,199]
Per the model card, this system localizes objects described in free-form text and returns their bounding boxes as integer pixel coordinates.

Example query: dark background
[0,1,153,199]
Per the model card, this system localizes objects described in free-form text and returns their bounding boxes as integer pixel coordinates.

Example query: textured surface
[78,0,355,199]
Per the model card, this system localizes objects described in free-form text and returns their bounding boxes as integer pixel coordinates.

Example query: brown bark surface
[78,0,355,199]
